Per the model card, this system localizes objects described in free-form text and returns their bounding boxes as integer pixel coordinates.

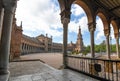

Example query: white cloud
[110,24,115,39]
[16,0,62,39]
[69,16,88,34]
[71,4,85,16]
[95,18,104,40]
[69,4,88,34]
[95,17,115,41]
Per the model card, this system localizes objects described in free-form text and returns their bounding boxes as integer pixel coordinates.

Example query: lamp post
[110,26,112,55]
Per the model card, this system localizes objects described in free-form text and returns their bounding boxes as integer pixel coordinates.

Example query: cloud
[71,4,85,16]
[95,17,104,41]
[69,4,88,35]
[69,16,88,34]
[16,0,62,39]
[95,17,115,42]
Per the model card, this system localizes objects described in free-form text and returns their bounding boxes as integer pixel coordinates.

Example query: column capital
[114,33,119,39]
[3,0,17,13]
[60,9,71,24]
[0,0,3,8]
[88,22,96,32]
[104,29,110,36]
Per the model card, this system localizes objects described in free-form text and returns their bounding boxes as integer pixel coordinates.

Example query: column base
[0,71,10,81]
[60,65,68,69]
[0,68,9,75]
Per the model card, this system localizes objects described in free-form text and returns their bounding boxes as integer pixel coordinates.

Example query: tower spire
[75,25,84,52]
[79,25,81,34]
[77,25,82,40]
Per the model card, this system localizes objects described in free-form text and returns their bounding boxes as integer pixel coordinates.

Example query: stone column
[0,0,17,75]
[106,35,110,59]
[23,43,25,54]
[62,18,69,68]
[88,22,96,58]
[115,34,120,58]
[60,9,71,68]
[104,29,110,59]
[0,7,4,40]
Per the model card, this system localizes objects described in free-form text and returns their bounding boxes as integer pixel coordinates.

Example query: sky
[15,0,116,46]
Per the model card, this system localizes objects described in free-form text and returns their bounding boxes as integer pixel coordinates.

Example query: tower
[75,26,84,52]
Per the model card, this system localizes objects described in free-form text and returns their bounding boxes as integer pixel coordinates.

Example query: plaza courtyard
[20,53,63,69]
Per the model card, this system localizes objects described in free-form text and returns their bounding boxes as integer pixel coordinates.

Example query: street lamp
[110,26,112,55]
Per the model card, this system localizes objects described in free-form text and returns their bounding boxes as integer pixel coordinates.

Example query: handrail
[67,55,120,81]
[67,55,120,62]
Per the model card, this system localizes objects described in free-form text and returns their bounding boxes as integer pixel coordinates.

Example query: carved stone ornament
[61,18,70,24]
[114,33,119,39]
[60,9,71,24]
[104,29,110,36]
[3,0,17,13]
[88,22,96,32]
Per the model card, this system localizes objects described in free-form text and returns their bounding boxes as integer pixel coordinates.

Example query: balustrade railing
[67,55,120,81]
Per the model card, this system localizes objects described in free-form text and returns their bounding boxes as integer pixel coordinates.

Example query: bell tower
[75,26,84,52]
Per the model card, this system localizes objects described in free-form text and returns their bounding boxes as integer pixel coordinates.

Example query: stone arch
[72,0,93,23]
[111,20,119,38]
[96,9,109,34]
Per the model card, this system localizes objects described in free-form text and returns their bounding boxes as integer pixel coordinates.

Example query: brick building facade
[10,16,84,60]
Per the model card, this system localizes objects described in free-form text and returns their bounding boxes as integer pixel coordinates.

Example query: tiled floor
[9,61,99,81]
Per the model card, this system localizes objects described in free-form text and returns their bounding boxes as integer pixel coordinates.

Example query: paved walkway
[9,61,99,81]
[20,53,63,69]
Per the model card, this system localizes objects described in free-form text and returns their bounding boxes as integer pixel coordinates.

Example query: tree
[111,44,116,53]
[85,45,90,53]
[100,40,106,52]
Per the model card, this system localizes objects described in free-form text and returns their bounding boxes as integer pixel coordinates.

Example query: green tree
[85,45,90,53]
[111,44,116,53]
[100,40,106,52]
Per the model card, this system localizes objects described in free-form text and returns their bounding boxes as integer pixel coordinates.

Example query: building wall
[10,18,84,60]
[21,35,45,54]
[10,17,22,60]
[52,43,62,52]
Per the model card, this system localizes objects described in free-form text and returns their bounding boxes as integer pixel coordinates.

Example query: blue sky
[15,0,116,46]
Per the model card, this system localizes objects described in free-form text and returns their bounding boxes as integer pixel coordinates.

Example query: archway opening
[110,20,119,56]
[68,3,90,56]
[9,0,65,77]
[95,16,106,57]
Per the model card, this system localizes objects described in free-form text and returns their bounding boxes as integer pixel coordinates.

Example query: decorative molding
[114,33,119,39]
[3,0,17,13]
[60,9,71,24]
[61,18,70,24]
[104,29,110,36]
[88,22,96,32]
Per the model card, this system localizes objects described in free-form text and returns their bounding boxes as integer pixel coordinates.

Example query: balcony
[8,60,98,81]
[67,55,120,81]
[6,53,119,81]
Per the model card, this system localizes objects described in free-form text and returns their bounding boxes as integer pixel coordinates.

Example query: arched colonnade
[58,0,120,67]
